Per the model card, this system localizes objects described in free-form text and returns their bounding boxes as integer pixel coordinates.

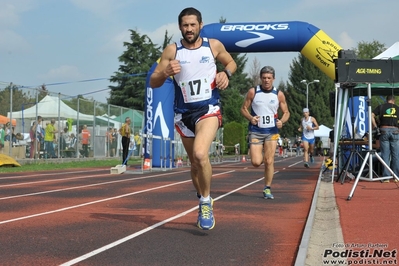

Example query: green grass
[0,158,142,173]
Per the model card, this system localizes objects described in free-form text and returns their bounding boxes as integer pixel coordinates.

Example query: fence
[0,86,143,160]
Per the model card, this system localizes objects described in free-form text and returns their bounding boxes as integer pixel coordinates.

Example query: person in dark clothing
[371,95,399,181]
[329,127,335,157]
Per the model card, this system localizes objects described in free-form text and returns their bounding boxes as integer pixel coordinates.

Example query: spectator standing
[59,127,69,157]
[316,137,323,156]
[240,65,290,200]
[111,128,118,157]
[298,108,320,168]
[66,133,77,158]
[328,127,335,158]
[134,132,141,156]
[282,136,289,158]
[35,116,44,156]
[119,117,131,165]
[4,122,16,143]
[0,124,4,151]
[106,127,113,157]
[371,95,399,181]
[29,121,37,158]
[277,137,283,157]
[80,125,91,158]
[294,136,302,157]
[44,119,58,158]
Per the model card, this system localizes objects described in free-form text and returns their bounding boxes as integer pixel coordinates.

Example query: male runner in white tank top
[241,66,290,200]
[298,108,320,168]
[150,7,236,230]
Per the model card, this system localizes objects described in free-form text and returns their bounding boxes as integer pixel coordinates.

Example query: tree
[218,52,252,126]
[354,40,386,59]
[214,17,252,126]
[108,29,162,110]
[284,53,335,136]
[0,84,33,116]
[247,57,261,87]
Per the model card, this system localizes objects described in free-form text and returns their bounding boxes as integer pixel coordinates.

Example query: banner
[201,21,341,80]
[144,61,175,167]
[344,96,369,139]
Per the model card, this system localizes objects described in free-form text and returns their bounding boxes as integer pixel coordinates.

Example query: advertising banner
[144,61,175,167]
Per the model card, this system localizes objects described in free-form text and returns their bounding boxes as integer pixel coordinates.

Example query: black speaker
[329,91,335,117]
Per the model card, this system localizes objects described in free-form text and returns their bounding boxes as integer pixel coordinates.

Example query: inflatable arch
[145,21,342,167]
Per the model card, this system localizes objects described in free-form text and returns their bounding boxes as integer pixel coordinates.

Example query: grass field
[0,158,142,173]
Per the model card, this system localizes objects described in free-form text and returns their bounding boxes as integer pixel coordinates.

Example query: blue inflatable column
[144,62,175,167]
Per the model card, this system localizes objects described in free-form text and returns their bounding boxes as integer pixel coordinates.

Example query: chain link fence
[0,86,143,161]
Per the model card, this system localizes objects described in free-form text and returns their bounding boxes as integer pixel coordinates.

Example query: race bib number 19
[258,115,275,128]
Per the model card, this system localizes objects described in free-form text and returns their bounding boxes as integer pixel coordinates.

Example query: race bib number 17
[180,77,212,103]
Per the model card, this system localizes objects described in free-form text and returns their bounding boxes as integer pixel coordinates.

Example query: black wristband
[223,69,232,79]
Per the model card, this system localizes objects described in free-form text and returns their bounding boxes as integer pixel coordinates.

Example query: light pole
[300,79,320,109]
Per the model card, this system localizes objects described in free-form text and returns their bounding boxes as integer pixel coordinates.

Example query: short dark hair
[386,95,395,102]
[178,7,202,25]
[260,66,275,78]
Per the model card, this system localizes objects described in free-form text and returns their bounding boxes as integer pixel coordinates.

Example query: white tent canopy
[314,124,331,137]
[8,95,94,121]
[373,41,399,59]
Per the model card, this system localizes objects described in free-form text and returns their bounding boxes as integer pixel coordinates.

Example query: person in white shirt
[298,108,320,168]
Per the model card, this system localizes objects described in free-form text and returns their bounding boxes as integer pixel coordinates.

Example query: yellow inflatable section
[0,154,21,167]
[301,30,342,80]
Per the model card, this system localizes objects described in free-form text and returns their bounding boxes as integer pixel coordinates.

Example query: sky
[1,0,398,104]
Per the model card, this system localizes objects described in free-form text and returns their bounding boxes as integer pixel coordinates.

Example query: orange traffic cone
[241,156,246,162]
[143,158,151,170]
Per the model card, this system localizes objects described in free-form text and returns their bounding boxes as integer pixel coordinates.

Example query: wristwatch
[223,69,232,79]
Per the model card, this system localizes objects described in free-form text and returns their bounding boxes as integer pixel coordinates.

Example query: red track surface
[333,177,399,265]
[0,156,362,266]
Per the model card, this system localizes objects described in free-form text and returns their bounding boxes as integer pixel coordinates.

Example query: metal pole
[306,83,309,109]
[8,83,13,156]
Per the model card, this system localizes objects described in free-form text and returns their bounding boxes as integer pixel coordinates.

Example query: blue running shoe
[263,188,274,199]
[310,156,314,163]
[197,201,215,230]
[304,162,309,168]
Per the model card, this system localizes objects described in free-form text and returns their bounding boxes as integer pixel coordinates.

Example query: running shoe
[197,201,215,230]
[197,193,214,207]
[310,156,314,163]
[263,188,274,199]
[304,162,309,168]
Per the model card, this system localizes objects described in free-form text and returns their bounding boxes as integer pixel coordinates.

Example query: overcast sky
[1,0,398,103]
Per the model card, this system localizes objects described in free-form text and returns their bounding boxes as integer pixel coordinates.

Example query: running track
[0,156,321,266]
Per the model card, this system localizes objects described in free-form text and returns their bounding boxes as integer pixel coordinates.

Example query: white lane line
[0,171,190,201]
[60,173,262,266]
[0,170,234,225]
[0,173,112,188]
[0,169,105,180]
[0,180,191,225]
[288,161,304,167]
